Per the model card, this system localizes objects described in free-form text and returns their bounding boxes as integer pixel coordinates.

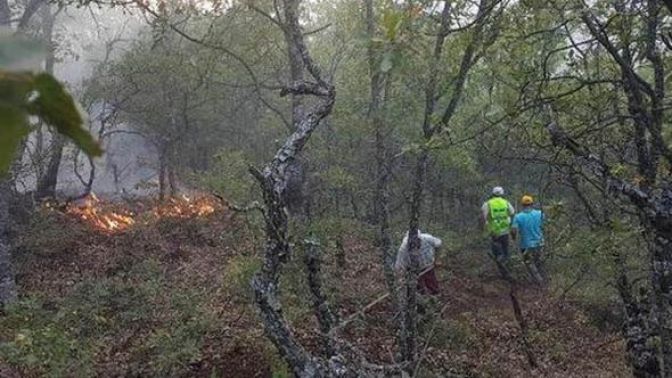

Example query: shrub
[0,299,94,377]
[222,254,261,304]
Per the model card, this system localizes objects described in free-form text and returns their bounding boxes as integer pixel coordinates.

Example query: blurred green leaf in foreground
[0,31,102,176]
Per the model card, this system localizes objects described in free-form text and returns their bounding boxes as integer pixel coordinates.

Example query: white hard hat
[492,186,504,195]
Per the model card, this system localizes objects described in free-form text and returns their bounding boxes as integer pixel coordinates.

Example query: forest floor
[0,197,628,377]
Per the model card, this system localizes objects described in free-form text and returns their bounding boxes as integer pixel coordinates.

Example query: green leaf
[0,104,29,176]
[29,73,103,157]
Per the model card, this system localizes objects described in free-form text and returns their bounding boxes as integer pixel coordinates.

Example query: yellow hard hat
[521,195,534,205]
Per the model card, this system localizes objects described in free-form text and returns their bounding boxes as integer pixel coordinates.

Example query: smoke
[16,6,162,198]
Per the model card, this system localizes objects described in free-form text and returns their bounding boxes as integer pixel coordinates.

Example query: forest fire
[62,193,219,233]
[65,193,135,233]
[153,195,217,218]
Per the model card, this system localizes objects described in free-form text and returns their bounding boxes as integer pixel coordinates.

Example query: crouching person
[395,230,442,295]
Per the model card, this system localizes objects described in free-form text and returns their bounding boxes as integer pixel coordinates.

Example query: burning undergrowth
[53,193,222,234]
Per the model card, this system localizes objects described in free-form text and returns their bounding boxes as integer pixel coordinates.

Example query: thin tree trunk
[401,150,429,368]
[650,225,672,376]
[168,162,177,197]
[400,1,491,370]
[304,239,338,357]
[158,152,166,201]
[36,136,64,198]
[248,2,401,375]
[0,177,17,307]
[365,0,397,310]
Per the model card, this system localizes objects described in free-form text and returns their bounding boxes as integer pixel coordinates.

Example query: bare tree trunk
[280,0,311,219]
[168,161,177,197]
[36,136,64,198]
[400,1,491,370]
[649,223,672,376]
[249,1,401,375]
[614,246,661,377]
[365,0,397,310]
[158,152,166,201]
[401,151,428,369]
[0,177,17,307]
[304,239,338,357]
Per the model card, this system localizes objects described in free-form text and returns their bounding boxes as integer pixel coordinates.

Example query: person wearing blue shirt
[511,195,546,284]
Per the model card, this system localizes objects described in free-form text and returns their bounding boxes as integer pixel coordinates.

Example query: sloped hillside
[0,197,627,377]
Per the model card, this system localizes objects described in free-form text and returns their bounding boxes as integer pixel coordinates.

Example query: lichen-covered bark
[0,177,17,307]
[649,214,672,376]
[249,3,406,376]
[304,240,338,357]
[615,249,661,377]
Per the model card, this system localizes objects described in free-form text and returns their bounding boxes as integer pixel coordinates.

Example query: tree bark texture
[0,177,17,307]
[365,0,397,314]
[304,240,338,357]
[614,247,661,377]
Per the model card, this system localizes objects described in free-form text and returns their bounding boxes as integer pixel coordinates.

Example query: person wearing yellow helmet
[511,195,546,284]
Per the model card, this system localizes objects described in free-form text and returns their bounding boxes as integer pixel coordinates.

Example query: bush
[193,149,258,205]
[133,314,212,376]
[222,254,261,304]
[0,299,94,377]
[57,276,157,339]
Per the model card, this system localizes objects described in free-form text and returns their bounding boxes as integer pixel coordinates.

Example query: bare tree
[249,0,402,375]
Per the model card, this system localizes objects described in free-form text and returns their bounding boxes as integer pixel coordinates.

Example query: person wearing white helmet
[480,186,515,263]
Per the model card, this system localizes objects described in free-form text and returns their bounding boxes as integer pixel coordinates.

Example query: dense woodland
[1,0,672,376]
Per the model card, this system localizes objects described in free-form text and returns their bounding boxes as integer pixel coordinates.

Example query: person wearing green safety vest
[480,186,515,263]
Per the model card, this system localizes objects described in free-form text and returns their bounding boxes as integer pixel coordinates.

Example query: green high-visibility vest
[488,197,510,235]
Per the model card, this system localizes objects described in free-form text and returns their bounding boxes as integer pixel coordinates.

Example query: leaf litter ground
[0,197,628,377]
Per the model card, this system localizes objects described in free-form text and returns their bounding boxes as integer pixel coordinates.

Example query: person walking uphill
[512,195,546,284]
[395,230,442,295]
[481,186,515,264]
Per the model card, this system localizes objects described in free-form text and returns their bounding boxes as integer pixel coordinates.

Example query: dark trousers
[490,234,510,261]
[521,246,546,284]
[417,267,440,295]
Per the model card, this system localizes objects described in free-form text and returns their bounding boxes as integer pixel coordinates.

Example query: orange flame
[66,193,135,233]
[63,193,219,233]
[153,195,217,218]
